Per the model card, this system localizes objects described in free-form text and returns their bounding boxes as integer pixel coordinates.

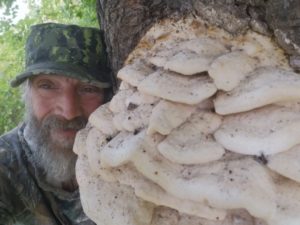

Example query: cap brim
[11,62,111,88]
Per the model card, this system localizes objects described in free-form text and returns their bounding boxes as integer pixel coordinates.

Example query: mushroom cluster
[74,16,300,225]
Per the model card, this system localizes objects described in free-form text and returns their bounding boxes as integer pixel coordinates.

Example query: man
[0,23,113,224]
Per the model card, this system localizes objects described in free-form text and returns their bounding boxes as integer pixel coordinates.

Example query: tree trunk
[96,0,300,79]
[76,2,300,224]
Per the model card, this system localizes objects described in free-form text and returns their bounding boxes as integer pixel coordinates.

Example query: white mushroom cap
[76,154,155,225]
[112,103,153,132]
[118,81,133,90]
[267,175,300,225]
[149,37,227,70]
[117,60,154,87]
[176,209,266,225]
[96,128,276,221]
[73,125,90,155]
[267,145,300,183]
[149,48,177,68]
[138,70,217,105]
[158,110,225,165]
[214,105,300,155]
[85,127,117,181]
[131,146,276,222]
[164,49,214,75]
[208,51,258,91]
[125,91,159,107]
[147,100,196,135]
[88,103,118,136]
[110,89,158,132]
[100,130,148,168]
[180,38,228,56]
[232,32,289,69]
[109,89,135,113]
[214,67,300,115]
[106,164,227,220]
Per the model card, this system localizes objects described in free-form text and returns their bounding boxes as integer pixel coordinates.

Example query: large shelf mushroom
[74,14,300,225]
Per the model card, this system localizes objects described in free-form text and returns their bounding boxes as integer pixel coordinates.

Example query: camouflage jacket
[0,124,96,225]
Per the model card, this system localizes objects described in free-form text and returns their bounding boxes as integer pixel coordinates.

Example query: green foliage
[0,0,14,7]
[0,0,98,135]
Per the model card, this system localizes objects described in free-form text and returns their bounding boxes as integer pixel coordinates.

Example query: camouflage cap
[11,23,112,88]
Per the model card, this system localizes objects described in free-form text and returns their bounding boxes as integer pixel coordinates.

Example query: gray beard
[24,111,87,189]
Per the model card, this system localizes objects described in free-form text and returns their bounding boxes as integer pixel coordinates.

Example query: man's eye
[33,80,59,98]
[34,79,58,90]
[79,86,102,94]
[38,83,54,89]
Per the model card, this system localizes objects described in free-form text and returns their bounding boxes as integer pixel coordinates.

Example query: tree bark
[96,0,300,80]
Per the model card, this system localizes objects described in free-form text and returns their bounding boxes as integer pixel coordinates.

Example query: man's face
[23,74,105,188]
[29,74,105,150]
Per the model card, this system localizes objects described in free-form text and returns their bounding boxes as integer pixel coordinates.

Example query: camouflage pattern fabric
[0,124,96,225]
[11,23,112,89]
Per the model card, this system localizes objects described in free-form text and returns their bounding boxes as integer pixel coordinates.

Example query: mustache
[41,115,88,130]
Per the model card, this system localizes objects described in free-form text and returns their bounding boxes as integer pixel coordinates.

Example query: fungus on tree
[74,1,300,224]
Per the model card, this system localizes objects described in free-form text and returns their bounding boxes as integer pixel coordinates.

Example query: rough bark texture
[96,0,300,80]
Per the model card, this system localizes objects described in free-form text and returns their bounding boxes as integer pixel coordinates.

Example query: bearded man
[0,23,113,225]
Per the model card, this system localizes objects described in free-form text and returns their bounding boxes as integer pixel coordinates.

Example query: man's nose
[56,89,82,120]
